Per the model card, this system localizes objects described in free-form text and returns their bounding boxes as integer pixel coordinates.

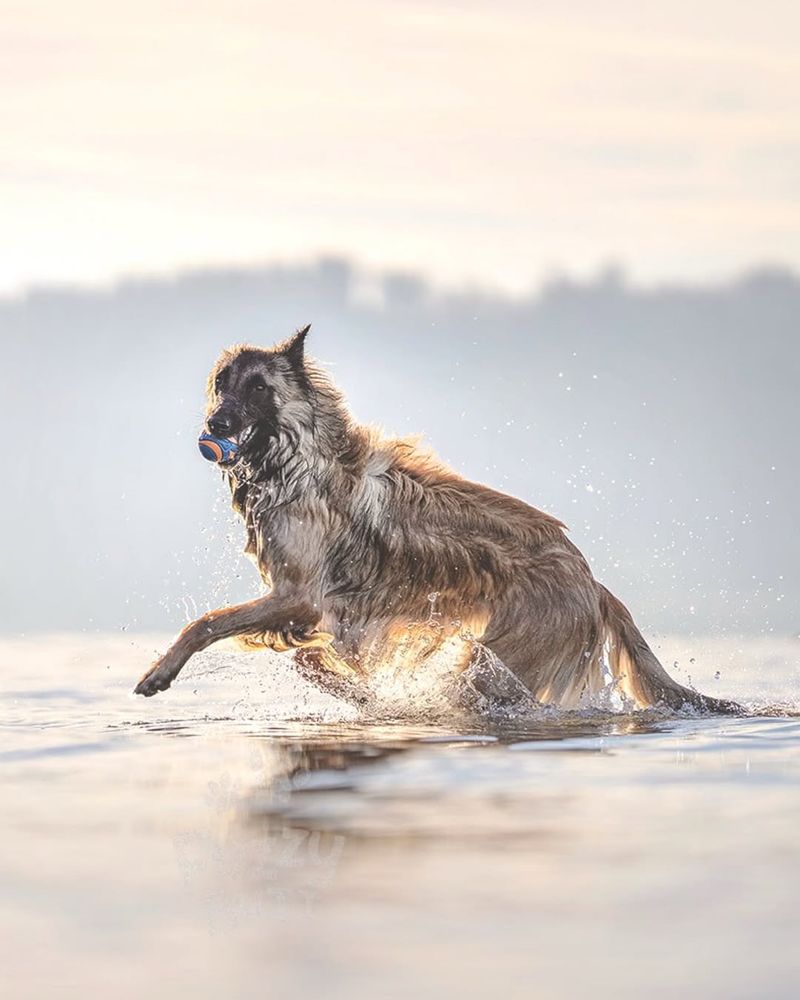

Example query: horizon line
[3,254,800,307]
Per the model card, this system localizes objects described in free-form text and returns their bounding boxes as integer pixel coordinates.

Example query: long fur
[135,328,741,714]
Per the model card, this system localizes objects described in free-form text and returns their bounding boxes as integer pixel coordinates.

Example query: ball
[197,433,239,465]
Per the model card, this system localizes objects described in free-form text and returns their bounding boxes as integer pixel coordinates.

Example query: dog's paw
[134,658,175,697]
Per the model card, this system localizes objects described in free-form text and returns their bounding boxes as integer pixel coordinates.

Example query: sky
[3,0,800,295]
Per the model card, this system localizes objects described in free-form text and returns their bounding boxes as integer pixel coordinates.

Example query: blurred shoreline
[3,258,797,635]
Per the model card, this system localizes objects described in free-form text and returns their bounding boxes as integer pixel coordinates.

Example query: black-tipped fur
[135,329,741,715]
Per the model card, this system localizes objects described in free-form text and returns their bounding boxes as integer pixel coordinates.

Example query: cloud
[2,2,800,292]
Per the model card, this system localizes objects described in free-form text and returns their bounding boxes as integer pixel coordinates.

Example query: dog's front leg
[134,591,319,697]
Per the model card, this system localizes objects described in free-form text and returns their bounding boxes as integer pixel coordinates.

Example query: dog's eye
[251,379,267,392]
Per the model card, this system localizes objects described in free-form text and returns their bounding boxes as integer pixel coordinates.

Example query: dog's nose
[208,414,233,437]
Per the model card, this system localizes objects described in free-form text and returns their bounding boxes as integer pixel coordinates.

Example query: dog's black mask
[204,327,310,460]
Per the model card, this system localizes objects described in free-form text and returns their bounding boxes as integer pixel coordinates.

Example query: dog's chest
[240,494,329,592]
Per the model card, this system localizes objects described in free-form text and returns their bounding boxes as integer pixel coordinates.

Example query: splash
[181,635,790,728]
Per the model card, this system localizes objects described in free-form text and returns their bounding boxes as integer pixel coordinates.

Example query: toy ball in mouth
[198,432,239,465]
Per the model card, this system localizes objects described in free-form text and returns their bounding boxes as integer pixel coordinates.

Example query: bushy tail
[599,586,743,715]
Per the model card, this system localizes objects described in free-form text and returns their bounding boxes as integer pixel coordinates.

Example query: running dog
[135,326,739,714]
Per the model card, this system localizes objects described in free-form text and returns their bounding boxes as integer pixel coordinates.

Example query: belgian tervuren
[135,326,739,714]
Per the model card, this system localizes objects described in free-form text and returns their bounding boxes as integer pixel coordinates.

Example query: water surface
[2,634,799,999]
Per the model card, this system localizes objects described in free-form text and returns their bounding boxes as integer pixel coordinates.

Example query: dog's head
[204,325,311,460]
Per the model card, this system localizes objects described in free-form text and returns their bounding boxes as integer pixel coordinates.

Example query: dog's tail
[599,585,743,715]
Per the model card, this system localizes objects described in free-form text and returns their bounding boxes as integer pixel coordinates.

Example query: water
[2,633,800,999]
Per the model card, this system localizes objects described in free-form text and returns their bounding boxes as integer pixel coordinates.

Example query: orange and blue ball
[198,433,239,465]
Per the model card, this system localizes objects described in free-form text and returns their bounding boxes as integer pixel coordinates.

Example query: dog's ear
[277,324,310,368]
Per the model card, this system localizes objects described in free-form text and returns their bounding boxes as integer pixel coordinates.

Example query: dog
[135,326,739,714]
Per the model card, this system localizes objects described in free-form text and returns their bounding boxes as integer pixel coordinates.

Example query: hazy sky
[4,1,800,293]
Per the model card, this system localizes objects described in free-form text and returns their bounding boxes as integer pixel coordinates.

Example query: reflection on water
[1,634,800,999]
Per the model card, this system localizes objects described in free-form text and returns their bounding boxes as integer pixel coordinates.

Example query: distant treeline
[3,259,797,635]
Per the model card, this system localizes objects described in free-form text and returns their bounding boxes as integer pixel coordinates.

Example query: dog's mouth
[228,424,256,449]
[199,422,261,467]
[225,422,264,463]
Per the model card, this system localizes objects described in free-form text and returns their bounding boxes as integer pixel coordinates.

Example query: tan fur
[135,328,740,715]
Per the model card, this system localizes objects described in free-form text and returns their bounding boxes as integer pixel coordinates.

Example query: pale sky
[3,0,800,294]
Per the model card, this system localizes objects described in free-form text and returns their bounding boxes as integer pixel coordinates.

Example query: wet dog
[135,326,739,714]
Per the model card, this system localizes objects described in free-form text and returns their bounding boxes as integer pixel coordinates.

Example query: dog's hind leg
[134,591,319,697]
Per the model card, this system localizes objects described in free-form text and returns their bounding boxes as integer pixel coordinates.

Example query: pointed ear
[277,324,310,367]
